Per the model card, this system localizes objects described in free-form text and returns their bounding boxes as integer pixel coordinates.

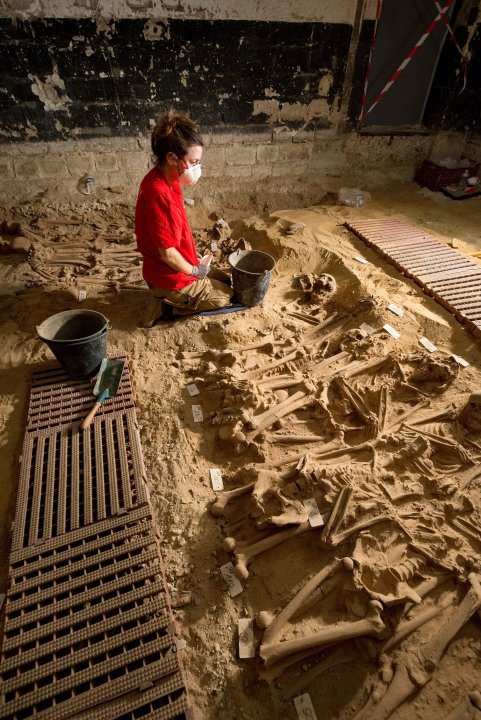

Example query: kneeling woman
[135,110,233,326]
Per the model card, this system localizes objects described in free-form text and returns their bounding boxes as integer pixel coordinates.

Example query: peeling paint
[264,87,279,98]
[28,70,71,113]
[143,19,170,41]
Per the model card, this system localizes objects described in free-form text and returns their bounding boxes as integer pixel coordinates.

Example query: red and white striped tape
[358,0,383,128]
[358,0,455,126]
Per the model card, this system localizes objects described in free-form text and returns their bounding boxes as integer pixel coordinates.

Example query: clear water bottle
[86,175,96,194]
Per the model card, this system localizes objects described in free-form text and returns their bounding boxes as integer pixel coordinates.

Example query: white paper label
[451,354,469,367]
[78,289,87,302]
[192,404,203,423]
[387,302,404,317]
[238,618,255,658]
[220,562,243,597]
[383,323,400,339]
[419,337,437,353]
[210,468,224,491]
[187,383,200,396]
[294,693,318,720]
[211,241,218,251]
[303,498,325,527]
[359,322,376,336]
[354,255,369,264]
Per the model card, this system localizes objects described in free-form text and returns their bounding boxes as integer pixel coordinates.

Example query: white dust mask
[179,163,201,186]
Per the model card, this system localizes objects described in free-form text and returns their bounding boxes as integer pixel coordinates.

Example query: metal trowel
[81,358,125,430]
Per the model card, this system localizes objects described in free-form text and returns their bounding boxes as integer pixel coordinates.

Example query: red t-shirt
[135,167,197,290]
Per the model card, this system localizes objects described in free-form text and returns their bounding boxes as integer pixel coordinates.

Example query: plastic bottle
[86,176,96,194]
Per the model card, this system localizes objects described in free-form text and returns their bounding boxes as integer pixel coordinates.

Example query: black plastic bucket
[37,309,110,379]
[228,250,276,307]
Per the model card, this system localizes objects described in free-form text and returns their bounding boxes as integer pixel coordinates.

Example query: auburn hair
[151,109,203,165]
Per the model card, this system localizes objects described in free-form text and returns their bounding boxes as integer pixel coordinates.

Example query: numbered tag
[451,354,469,367]
[303,498,324,528]
[192,404,203,423]
[294,693,318,720]
[238,618,255,658]
[387,302,404,317]
[187,383,200,396]
[211,241,218,251]
[210,468,224,492]
[419,337,437,353]
[78,289,87,302]
[353,255,369,264]
[359,322,376,336]
[383,323,400,339]
[220,562,243,597]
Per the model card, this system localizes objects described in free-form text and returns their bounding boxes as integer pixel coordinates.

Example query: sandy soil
[1,180,481,720]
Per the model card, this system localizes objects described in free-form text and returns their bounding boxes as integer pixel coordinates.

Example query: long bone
[378,385,388,433]
[321,487,353,544]
[260,599,385,667]
[333,355,391,379]
[264,440,344,469]
[210,483,255,516]
[242,388,310,431]
[244,391,315,442]
[325,514,394,548]
[405,425,473,464]
[356,573,481,720]
[228,521,312,580]
[401,573,452,617]
[310,350,351,378]
[243,347,307,380]
[261,557,348,646]
[381,593,457,653]
[258,374,303,391]
[267,433,328,444]
[334,377,379,434]
[304,312,346,340]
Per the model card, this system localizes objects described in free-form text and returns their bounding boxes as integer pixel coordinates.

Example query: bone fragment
[262,558,344,646]
[378,386,388,433]
[282,647,356,699]
[210,483,255,516]
[457,464,481,491]
[321,488,353,544]
[232,521,312,580]
[260,599,384,667]
[263,441,343,469]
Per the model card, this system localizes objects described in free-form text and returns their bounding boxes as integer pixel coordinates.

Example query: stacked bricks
[345,218,481,338]
[0,357,194,720]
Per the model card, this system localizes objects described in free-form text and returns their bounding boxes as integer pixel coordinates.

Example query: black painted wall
[0,18,352,143]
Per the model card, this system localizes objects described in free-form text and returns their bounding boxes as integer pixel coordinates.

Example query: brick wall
[1,125,458,209]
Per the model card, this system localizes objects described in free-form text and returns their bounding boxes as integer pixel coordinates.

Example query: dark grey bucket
[228,250,276,307]
[37,309,110,379]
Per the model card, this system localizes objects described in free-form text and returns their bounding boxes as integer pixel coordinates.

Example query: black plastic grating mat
[27,355,135,432]
[0,509,191,720]
[12,409,149,551]
[345,218,481,336]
